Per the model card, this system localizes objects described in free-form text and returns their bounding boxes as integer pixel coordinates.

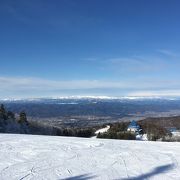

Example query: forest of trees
[97,122,136,140]
[98,118,180,141]
[0,104,95,138]
[97,120,174,141]
[29,120,95,137]
[0,104,29,133]
[1,104,179,141]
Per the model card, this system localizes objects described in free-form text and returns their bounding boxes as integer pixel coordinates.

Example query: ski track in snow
[0,134,180,180]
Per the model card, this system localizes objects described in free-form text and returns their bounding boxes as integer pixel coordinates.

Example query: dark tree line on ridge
[2,104,179,141]
[0,104,29,134]
[0,104,95,137]
[97,119,177,141]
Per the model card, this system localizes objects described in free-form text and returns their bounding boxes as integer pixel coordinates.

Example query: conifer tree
[7,111,15,120]
[19,111,28,124]
[0,104,7,120]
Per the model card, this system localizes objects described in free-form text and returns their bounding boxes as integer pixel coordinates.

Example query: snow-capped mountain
[1,95,180,103]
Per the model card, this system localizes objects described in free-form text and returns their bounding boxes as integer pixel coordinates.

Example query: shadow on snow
[61,174,97,180]
[122,163,175,180]
[60,163,175,180]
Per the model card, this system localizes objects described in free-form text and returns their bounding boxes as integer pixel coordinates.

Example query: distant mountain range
[1,95,180,102]
[1,97,180,119]
[1,97,180,128]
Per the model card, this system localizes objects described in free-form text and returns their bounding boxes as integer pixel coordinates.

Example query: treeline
[29,120,95,137]
[97,119,175,141]
[56,127,95,137]
[0,104,95,138]
[138,116,180,129]
[138,117,180,141]
[0,104,29,134]
[97,131,136,140]
[138,120,170,141]
[97,122,136,140]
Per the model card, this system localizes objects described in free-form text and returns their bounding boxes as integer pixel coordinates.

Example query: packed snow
[136,134,148,141]
[0,134,180,180]
[95,125,110,135]
[91,126,110,139]
[172,131,180,137]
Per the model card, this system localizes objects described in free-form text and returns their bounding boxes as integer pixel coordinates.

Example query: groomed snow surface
[0,134,180,180]
[95,126,110,135]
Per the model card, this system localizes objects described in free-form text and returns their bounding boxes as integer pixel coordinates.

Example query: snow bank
[172,131,180,137]
[136,134,148,141]
[95,125,110,135]
[0,134,180,179]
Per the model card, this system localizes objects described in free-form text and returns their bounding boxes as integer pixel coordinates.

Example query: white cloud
[0,76,179,89]
[0,77,127,90]
[1,76,180,98]
[157,49,180,57]
[128,90,180,97]
[91,55,171,75]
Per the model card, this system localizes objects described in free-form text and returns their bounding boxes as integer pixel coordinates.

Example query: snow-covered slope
[95,125,110,135]
[0,134,180,180]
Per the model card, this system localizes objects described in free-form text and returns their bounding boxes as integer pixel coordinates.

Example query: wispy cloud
[1,76,180,98]
[0,77,125,90]
[157,49,180,57]
[84,49,180,77]
[128,90,180,97]
[93,56,169,75]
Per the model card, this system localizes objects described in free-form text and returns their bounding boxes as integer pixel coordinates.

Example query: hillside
[0,134,180,179]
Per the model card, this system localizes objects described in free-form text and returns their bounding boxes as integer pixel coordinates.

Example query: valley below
[2,97,180,128]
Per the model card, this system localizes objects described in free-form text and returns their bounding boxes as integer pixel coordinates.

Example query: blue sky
[0,0,180,98]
